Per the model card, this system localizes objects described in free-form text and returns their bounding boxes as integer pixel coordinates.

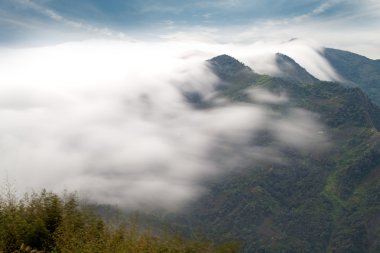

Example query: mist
[0,39,330,210]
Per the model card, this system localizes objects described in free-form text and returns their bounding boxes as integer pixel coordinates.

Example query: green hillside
[173,55,380,252]
[324,48,380,107]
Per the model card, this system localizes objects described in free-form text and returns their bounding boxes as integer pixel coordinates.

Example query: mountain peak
[207,54,253,81]
[209,54,248,66]
[275,53,318,84]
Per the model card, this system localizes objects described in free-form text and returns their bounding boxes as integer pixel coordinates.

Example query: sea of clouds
[0,39,332,210]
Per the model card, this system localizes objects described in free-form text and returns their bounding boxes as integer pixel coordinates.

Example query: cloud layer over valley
[0,39,329,210]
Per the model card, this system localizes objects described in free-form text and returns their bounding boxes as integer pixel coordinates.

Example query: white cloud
[292,0,344,22]
[0,39,329,210]
[14,0,128,39]
[174,0,380,59]
[247,88,288,105]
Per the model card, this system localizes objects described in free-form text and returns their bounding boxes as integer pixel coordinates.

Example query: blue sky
[0,0,379,56]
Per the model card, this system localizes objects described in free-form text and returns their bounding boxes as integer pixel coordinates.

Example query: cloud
[247,88,288,105]
[1,0,379,59]
[292,0,343,22]
[224,0,380,58]
[0,39,329,210]
[160,38,342,81]
[12,0,128,39]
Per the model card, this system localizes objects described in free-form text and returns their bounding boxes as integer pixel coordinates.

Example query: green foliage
[337,147,380,198]
[169,54,380,252]
[0,189,239,253]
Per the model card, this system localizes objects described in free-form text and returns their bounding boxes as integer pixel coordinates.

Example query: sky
[0,0,378,210]
[0,0,380,57]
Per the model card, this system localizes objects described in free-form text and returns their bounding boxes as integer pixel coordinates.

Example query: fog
[0,39,330,210]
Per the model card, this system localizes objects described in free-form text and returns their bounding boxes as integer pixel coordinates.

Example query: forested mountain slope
[171,54,380,253]
[324,48,380,107]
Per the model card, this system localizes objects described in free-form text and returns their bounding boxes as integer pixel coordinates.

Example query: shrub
[0,189,238,253]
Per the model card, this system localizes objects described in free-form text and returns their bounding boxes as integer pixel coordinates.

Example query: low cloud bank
[0,39,329,210]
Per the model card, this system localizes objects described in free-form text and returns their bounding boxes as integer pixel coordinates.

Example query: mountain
[324,48,380,106]
[207,54,258,85]
[207,54,253,78]
[275,53,319,85]
[167,54,380,253]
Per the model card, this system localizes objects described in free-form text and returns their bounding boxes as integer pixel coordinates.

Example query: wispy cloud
[292,0,343,22]
[13,0,128,39]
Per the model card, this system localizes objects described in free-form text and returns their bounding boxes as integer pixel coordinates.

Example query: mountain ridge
[275,53,319,85]
[324,47,380,106]
[166,52,380,252]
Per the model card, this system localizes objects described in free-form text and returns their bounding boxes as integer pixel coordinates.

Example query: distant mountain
[324,48,380,106]
[275,53,318,85]
[170,54,380,253]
